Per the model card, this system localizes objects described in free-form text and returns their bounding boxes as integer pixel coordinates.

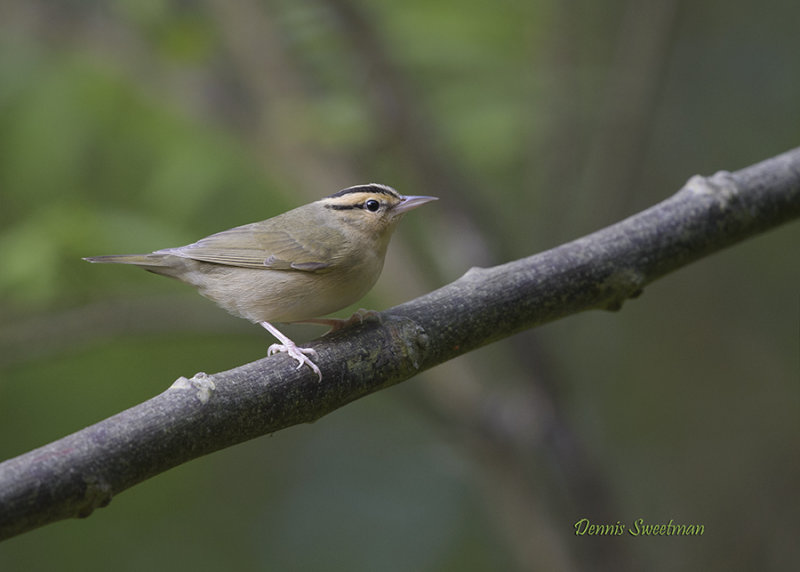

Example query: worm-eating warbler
[84,184,437,380]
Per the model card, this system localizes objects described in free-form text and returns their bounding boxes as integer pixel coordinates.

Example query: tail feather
[83,253,170,267]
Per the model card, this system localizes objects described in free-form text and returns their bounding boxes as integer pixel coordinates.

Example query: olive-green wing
[158,219,345,272]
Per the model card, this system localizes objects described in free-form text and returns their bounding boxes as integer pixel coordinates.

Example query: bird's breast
[184,251,385,324]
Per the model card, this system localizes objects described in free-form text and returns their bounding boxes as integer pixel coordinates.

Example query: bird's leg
[260,321,322,381]
[301,309,381,334]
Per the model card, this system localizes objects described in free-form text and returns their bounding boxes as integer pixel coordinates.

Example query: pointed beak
[394,195,438,215]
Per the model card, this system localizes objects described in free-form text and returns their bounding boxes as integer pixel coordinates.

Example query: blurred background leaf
[1,1,798,571]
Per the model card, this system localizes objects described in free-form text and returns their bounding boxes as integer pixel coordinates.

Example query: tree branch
[1,148,799,540]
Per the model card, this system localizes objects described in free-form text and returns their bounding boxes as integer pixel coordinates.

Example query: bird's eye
[364,199,381,212]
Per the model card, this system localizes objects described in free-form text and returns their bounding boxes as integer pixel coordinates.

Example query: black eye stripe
[325,200,382,211]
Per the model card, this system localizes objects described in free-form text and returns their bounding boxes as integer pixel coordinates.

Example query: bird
[84,184,437,380]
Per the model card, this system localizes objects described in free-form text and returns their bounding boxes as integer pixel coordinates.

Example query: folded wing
[158,221,344,272]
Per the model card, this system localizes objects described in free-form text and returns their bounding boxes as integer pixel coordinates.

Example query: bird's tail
[82,253,170,267]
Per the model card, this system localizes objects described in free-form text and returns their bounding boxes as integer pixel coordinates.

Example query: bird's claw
[268,342,322,381]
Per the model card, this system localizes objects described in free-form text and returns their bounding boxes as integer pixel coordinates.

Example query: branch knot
[169,372,217,404]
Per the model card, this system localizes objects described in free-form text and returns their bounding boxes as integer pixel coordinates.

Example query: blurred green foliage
[0,44,288,311]
[1,1,799,571]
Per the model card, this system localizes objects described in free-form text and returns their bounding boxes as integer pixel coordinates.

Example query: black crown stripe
[327,183,398,199]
